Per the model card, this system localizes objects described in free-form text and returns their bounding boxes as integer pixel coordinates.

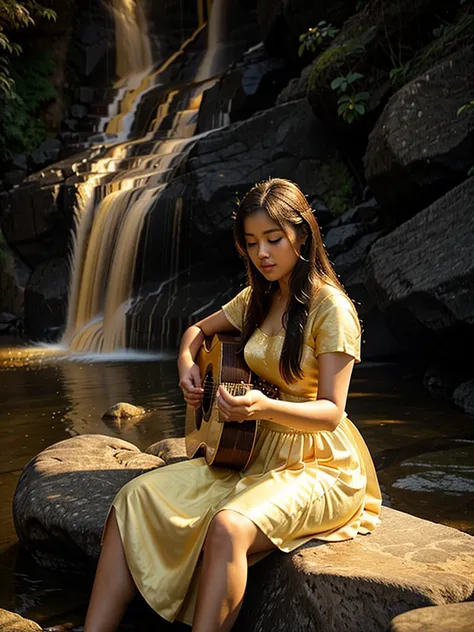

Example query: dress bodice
[222,283,362,402]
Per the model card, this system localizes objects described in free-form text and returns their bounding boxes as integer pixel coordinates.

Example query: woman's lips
[260,264,275,272]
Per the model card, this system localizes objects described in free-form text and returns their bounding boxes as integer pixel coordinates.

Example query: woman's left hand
[216,385,269,422]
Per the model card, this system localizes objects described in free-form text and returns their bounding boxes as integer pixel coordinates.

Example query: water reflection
[1,351,474,627]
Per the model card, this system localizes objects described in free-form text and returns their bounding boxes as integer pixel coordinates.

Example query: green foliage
[298,21,339,57]
[389,60,412,85]
[330,72,369,124]
[0,1,56,100]
[457,100,474,116]
[0,51,57,164]
[407,12,474,82]
[316,155,355,217]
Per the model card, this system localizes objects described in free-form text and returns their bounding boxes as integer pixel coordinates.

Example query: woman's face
[243,210,304,285]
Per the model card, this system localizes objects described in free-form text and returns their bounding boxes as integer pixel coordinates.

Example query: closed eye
[268,237,282,244]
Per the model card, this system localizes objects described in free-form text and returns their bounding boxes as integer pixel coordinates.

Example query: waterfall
[61,0,248,355]
[195,0,227,82]
[110,0,152,78]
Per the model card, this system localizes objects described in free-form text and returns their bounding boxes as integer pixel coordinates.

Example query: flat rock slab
[0,609,42,631]
[236,506,474,632]
[387,601,474,631]
[13,434,164,570]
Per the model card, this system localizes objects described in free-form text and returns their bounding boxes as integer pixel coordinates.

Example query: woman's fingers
[217,385,251,422]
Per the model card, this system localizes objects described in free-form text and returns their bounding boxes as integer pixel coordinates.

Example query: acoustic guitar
[185,333,278,470]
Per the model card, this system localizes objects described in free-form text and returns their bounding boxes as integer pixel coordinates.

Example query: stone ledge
[387,601,474,631]
[12,437,474,631]
[235,506,474,632]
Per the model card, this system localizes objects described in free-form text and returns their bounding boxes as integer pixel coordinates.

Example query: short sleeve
[221,286,252,332]
[311,292,362,363]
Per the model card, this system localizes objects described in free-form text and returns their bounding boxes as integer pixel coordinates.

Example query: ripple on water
[378,444,474,533]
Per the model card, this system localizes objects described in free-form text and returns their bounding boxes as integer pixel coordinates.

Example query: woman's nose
[258,244,269,258]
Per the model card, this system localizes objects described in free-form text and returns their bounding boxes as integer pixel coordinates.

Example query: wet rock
[197,43,292,132]
[146,438,188,465]
[235,507,474,632]
[0,249,30,320]
[70,105,87,119]
[453,380,474,416]
[325,198,380,229]
[323,223,369,258]
[0,182,74,268]
[186,98,341,242]
[13,434,164,570]
[364,46,474,221]
[364,177,474,357]
[423,364,473,403]
[3,170,26,188]
[126,262,244,350]
[102,402,146,419]
[0,608,42,631]
[11,154,28,171]
[31,140,62,169]
[387,601,474,632]
[24,257,69,341]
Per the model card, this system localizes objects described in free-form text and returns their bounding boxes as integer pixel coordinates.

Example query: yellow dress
[110,283,382,625]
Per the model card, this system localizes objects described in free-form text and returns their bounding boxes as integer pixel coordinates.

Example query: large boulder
[364,177,474,359]
[235,506,474,632]
[13,435,164,570]
[364,46,474,221]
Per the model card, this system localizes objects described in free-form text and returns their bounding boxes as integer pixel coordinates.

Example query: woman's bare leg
[83,508,137,632]
[192,510,275,632]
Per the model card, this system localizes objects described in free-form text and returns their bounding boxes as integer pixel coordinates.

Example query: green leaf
[330,76,345,90]
[298,43,306,57]
[355,91,370,101]
[354,103,365,114]
[346,110,357,123]
[347,71,364,84]
[337,102,348,115]
[337,94,351,103]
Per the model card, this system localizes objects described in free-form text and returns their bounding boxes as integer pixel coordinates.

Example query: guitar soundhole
[202,366,214,421]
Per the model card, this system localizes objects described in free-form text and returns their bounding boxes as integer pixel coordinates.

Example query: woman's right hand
[178,363,204,408]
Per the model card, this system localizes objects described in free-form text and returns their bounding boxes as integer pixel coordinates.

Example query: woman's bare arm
[217,351,355,432]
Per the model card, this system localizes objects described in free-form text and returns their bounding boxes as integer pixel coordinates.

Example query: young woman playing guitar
[83,178,382,632]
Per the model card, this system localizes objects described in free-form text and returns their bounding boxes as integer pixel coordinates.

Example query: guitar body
[185,333,258,470]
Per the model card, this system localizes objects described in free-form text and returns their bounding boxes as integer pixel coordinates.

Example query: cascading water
[61,0,244,355]
[110,0,152,78]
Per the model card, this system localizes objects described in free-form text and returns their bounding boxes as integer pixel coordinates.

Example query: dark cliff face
[0,0,473,398]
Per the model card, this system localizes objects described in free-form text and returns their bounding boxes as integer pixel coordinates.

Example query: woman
[83,178,382,632]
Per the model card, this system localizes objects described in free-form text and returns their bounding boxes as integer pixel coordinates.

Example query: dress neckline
[257,326,284,338]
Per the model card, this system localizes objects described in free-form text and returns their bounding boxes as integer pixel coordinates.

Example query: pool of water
[0,340,473,629]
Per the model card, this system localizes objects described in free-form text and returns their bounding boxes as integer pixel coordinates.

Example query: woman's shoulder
[310,282,353,313]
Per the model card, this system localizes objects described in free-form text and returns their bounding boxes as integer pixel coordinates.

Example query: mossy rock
[314,154,356,217]
[404,12,474,83]
[306,0,452,128]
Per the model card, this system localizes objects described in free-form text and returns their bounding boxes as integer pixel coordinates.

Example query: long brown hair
[234,178,350,383]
